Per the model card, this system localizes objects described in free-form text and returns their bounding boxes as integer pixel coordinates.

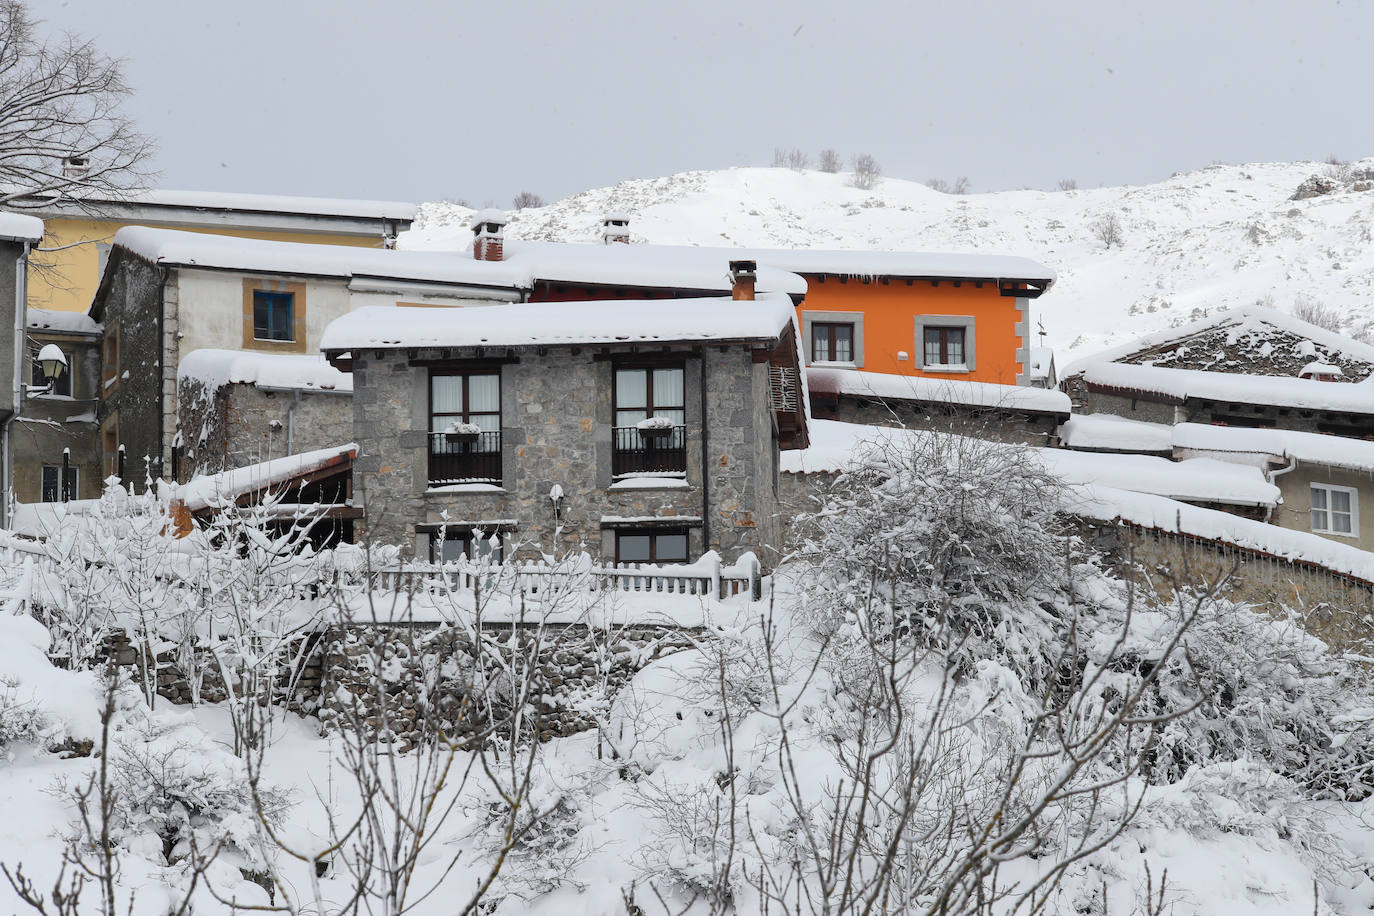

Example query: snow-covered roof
[780,420,1279,507]
[109,228,808,297]
[1074,361,1374,413]
[178,349,352,393]
[1067,483,1374,584]
[320,293,797,352]
[175,443,356,512]
[1057,414,1174,453]
[692,244,1055,284]
[1063,306,1374,377]
[806,367,1071,415]
[1300,361,1343,377]
[1172,423,1374,474]
[34,188,415,222]
[0,210,44,243]
[26,307,100,335]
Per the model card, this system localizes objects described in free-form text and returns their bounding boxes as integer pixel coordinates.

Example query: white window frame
[801,310,864,368]
[1310,482,1359,537]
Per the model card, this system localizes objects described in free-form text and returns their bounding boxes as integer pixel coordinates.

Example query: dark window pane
[655,533,688,562]
[253,291,294,342]
[619,534,651,563]
[41,466,57,502]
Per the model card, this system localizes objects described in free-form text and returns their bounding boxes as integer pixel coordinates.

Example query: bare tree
[817,149,840,173]
[0,0,153,207]
[772,148,808,170]
[1092,211,1125,248]
[850,153,881,190]
[951,175,970,195]
[511,191,544,210]
[926,178,950,193]
[1056,177,1078,191]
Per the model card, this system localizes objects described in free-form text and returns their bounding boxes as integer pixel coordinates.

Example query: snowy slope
[403,159,1374,361]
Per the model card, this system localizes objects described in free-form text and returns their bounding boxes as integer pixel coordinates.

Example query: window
[102,323,119,390]
[802,311,864,367]
[914,316,977,372]
[923,326,966,367]
[429,370,502,485]
[432,530,504,564]
[31,346,71,396]
[1311,483,1358,536]
[615,529,689,564]
[253,291,294,342]
[811,322,854,363]
[40,465,78,502]
[613,364,686,476]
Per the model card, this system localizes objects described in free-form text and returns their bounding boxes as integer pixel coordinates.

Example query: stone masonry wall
[178,379,353,477]
[353,345,780,567]
[98,253,169,480]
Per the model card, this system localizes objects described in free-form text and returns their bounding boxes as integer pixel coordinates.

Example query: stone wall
[352,344,782,567]
[1084,522,1374,653]
[812,392,1063,447]
[179,378,353,477]
[12,332,102,502]
[97,252,170,479]
[316,622,698,745]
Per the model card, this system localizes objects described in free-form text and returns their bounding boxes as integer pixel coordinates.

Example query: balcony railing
[612,425,687,477]
[429,431,502,486]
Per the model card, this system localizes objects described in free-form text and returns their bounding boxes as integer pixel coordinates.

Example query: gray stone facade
[179,378,353,477]
[12,326,101,502]
[350,344,786,568]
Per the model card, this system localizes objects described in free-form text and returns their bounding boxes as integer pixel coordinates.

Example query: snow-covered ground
[403,158,1374,361]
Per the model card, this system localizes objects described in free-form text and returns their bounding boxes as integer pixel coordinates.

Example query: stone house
[12,308,102,502]
[1061,306,1374,436]
[319,275,809,569]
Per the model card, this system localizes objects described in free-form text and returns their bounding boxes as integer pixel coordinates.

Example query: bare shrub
[1092,211,1125,248]
[1292,294,1344,333]
[817,148,840,173]
[952,175,970,194]
[927,178,950,193]
[1057,177,1078,191]
[511,191,544,210]
[850,153,881,190]
[771,148,808,170]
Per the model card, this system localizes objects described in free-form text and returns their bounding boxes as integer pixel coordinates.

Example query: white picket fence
[373,555,763,601]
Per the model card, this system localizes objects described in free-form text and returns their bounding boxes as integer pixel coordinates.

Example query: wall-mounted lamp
[28,344,68,395]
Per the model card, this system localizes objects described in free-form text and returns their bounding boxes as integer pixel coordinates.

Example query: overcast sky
[39,0,1372,206]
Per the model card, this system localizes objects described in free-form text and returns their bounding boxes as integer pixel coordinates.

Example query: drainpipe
[2,246,29,528]
[699,344,710,553]
[1266,455,1298,524]
[286,389,300,454]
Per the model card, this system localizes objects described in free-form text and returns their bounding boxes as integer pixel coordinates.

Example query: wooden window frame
[914,315,976,372]
[810,321,855,363]
[428,367,503,485]
[801,310,864,367]
[252,290,295,342]
[429,368,503,431]
[613,527,690,564]
[612,360,686,424]
[923,326,966,366]
[242,279,307,353]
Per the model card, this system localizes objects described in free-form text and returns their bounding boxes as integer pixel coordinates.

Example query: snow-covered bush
[0,677,48,756]
[849,153,881,190]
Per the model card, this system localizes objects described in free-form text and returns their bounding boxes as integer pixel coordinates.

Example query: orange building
[731,250,1054,386]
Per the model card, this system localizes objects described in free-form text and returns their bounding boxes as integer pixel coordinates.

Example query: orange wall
[796,277,1025,385]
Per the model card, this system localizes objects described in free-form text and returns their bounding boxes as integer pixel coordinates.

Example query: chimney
[729,259,757,301]
[471,208,509,262]
[62,155,90,179]
[602,211,631,244]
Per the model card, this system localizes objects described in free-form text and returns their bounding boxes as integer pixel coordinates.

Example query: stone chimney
[61,156,90,179]
[471,208,509,262]
[729,260,757,301]
[602,212,631,244]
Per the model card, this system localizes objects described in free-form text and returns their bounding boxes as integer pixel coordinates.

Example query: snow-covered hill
[403,160,1374,361]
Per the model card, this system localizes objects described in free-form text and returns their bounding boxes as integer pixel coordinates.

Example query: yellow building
[23,189,415,313]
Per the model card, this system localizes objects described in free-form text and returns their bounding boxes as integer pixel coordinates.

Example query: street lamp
[34,344,67,392]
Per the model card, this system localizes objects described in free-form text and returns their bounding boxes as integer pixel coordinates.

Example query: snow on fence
[373,553,763,601]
